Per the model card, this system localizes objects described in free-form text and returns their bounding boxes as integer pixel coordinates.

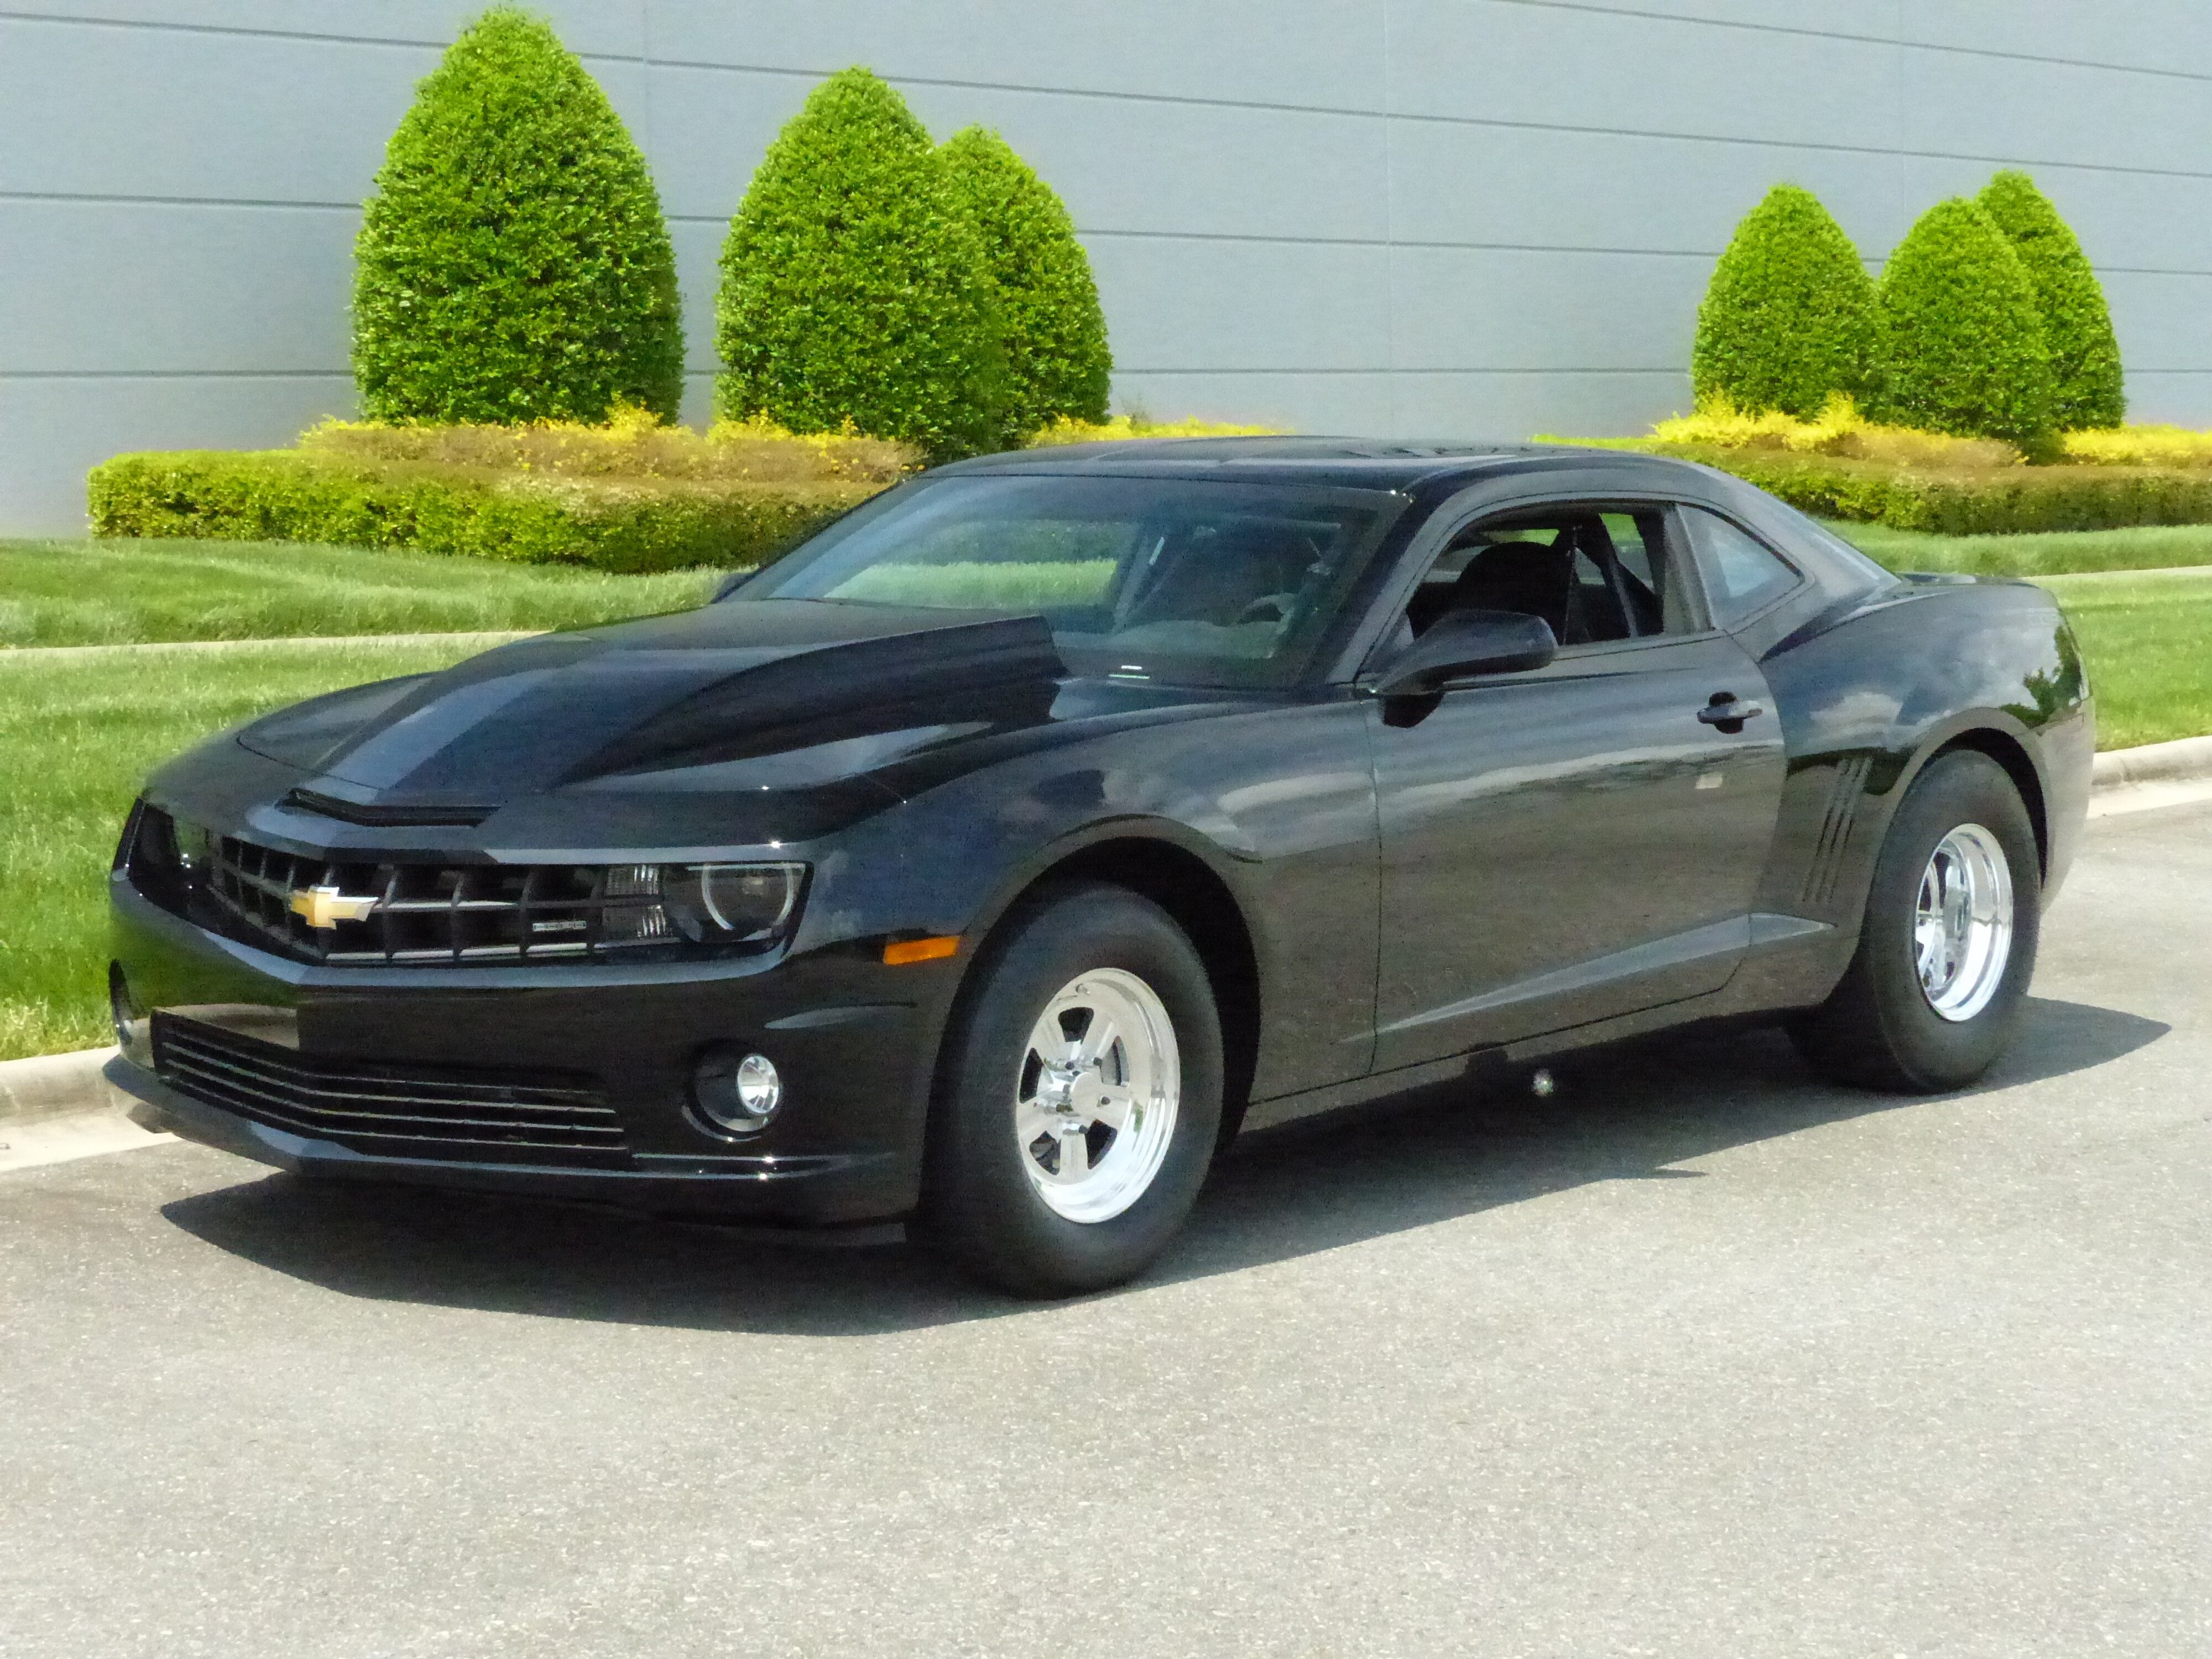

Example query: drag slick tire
[1791,749,2041,1093]
[921,881,1223,1298]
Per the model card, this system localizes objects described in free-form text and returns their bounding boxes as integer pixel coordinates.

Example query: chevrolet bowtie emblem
[289,885,380,930]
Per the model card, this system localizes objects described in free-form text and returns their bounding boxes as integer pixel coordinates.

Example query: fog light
[692,1048,782,1134]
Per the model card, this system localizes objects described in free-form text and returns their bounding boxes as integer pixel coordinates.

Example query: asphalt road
[5,804,2209,1658]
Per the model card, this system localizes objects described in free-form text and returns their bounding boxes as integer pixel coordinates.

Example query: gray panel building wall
[6,1,2211,533]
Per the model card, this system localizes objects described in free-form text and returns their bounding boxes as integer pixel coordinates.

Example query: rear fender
[1738,582,2091,1011]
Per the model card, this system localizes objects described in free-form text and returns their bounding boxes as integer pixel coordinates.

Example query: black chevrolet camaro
[107,440,2095,1295]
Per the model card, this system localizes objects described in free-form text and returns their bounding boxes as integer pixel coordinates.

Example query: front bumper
[109,879,954,1226]
[108,1054,902,1227]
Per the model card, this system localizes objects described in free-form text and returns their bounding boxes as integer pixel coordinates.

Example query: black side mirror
[1374,608,1558,697]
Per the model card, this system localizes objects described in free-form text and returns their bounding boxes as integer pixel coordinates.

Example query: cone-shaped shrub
[716,69,1004,458]
[1691,185,1878,417]
[1976,171,2125,430]
[352,7,683,425]
[1870,198,2054,447]
[938,126,1111,436]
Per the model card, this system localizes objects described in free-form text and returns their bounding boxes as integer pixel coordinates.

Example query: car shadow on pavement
[159,995,2168,1336]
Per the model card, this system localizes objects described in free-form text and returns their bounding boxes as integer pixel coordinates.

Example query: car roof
[932,436,1702,493]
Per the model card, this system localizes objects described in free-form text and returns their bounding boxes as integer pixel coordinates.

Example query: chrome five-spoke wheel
[1790,752,2039,1092]
[926,880,1222,1295]
[1014,967,1180,1224]
[1913,822,2014,1022]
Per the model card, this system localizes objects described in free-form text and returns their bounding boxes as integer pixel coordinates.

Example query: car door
[1366,497,1787,1071]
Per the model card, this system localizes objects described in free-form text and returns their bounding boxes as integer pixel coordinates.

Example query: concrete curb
[0,1046,131,1127]
[2092,733,2212,789]
[2088,734,2212,818]
[5,735,2211,1133]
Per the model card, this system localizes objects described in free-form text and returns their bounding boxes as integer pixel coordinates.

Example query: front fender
[826,695,1381,1104]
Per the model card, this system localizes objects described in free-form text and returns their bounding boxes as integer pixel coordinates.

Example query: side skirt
[1237,913,1846,1139]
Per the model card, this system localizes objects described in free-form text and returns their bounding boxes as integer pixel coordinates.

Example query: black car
[107,440,2095,1295]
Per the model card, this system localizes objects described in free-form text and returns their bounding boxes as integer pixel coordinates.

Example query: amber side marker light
[883,935,959,966]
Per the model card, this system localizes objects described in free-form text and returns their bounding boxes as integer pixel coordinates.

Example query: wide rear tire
[920,882,1223,1297]
[1790,750,2040,1092]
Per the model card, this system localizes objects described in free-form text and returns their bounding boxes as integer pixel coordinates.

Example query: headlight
[666,863,806,942]
[598,862,808,950]
[122,804,212,904]
[175,820,213,876]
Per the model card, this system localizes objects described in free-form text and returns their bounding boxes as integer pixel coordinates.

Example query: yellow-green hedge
[1654,444,2212,534]
[86,450,886,573]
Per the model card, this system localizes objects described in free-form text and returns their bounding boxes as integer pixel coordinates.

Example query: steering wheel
[1233,592,1296,627]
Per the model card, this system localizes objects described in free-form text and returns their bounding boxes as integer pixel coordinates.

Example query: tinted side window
[1396,505,1702,649]
[1683,507,1799,625]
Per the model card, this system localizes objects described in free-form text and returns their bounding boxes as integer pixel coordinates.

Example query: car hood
[236,599,1070,817]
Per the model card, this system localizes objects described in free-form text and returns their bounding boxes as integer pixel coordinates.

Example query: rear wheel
[1791,750,2040,1092]
[921,882,1223,1297]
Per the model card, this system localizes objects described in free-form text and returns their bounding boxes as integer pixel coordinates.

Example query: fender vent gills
[1801,755,1871,910]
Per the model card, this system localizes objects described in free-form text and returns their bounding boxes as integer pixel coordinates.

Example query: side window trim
[1652,503,1717,635]
[1548,629,1716,664]
[1591,516,1650,640]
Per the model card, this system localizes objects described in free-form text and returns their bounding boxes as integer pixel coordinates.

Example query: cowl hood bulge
[236,600,1067,821]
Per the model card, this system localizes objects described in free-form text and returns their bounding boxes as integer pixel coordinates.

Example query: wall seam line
[9,6,2212,93]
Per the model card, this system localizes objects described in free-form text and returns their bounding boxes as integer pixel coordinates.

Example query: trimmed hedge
[1692,185,1878,418]
[1977,171,2126,432]
[1870,198,2054,447]
[1644,443,2212,535]
[939,126,1112,436]
[1642,398,2020,468]
[715,69,1005,459]
[296,414,914,485]
[86,452,881,574]
[2064,425,2212,468]
[1027,414,1282,446]
[352,8,684,425]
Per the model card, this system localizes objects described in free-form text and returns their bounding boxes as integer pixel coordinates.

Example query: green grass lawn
[1803,524,2211,747]
[0,537,723,647]
[2034,566,2212,750]
[4,529,2207,646]
[0,639,492,1060]
[1827,519,2212,578]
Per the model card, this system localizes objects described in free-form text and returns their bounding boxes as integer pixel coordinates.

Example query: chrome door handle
[1697,695,1765,729]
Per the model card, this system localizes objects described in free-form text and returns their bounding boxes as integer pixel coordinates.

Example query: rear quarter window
[1682,507,1800,625]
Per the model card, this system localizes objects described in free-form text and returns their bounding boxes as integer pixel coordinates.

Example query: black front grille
[153,1014,628,1162]
[181,827,674,967]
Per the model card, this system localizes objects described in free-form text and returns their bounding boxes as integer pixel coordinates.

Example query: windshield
[734,474,1402,687]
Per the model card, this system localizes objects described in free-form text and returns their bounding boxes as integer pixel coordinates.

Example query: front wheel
[921,882,1223,1297]
[1790,749,2041,1092]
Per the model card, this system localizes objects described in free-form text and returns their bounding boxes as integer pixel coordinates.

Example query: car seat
[1437,537,1579,640]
